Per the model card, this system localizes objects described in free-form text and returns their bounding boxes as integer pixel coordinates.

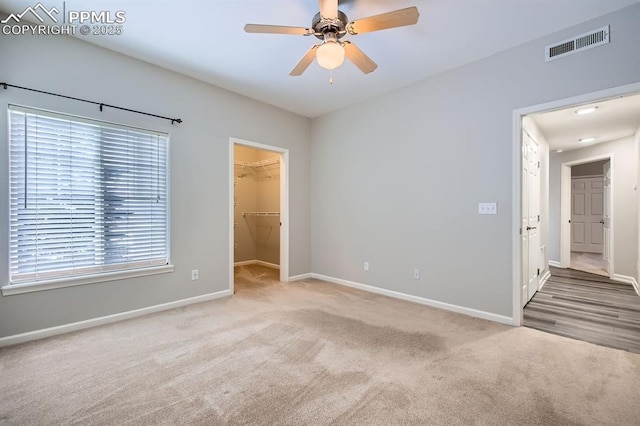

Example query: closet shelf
[234,157,279,168]
[234,156,280,180]
[242,212,280,217]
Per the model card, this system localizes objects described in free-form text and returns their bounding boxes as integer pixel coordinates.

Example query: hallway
[524,267,640,353]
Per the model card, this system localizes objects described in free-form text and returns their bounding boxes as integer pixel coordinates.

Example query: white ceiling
[1,0,640,117]
[530,94,640,152]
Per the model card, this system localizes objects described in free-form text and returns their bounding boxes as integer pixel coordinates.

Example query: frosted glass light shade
[316,41,345,70]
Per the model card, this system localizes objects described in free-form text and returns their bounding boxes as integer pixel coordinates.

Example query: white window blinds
[8,105,169,284]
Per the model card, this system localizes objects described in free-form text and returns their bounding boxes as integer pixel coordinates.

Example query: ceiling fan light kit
[316,34,345,70]
[244,0,419,78]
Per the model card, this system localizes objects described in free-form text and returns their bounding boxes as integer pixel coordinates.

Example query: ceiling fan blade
[347,6,419,35]
[244,24,312,36]
[343,41,377,74]
[319,0,338,19]
[290,45,320,76]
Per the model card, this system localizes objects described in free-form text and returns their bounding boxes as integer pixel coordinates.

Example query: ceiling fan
[244,0,419,77]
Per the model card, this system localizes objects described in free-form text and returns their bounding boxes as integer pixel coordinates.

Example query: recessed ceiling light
[555,149,563,153]
[579,137,595,143]
[575,106,598,115]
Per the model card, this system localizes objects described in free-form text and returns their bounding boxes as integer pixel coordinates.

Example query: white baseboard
[0,289,232,348]
[311,273,514,326]
[256,260,280,270]
[234,260,280,270]
[289,273,312,281]
[612,274,640,296]
[548,260,562,268]
[539,269,551,291]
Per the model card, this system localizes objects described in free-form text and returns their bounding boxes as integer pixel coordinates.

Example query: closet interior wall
[234,145,280,266]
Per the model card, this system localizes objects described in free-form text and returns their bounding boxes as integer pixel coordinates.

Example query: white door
[603,162,612,272]
[571,177,604,253]
[521,132,540,306]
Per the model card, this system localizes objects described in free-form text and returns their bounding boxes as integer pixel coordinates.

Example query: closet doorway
[229,138,289,293]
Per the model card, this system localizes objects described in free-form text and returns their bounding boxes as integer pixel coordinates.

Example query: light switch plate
[478,202,497,215]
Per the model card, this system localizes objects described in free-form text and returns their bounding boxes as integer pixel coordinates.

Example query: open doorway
[512,83,640,326]
[515,88,640,351]
[567,158,611,277]
[229,138,289,294]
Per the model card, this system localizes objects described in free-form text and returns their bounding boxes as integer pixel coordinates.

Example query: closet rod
[1,82,183,125]
[243,212,280,217]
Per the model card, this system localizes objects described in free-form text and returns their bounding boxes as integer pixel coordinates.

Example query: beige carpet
[571,251,609,277]
[1,264,639,425]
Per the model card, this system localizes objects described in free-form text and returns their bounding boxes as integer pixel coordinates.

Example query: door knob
[600,220,605,224]
[526,226,537,230]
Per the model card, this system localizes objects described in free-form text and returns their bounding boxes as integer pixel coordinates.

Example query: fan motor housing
[312,11,348,40]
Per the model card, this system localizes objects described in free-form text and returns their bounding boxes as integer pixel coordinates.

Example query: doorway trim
[512,81,640,326]
[229,137,290,294]
[560,154,614,274]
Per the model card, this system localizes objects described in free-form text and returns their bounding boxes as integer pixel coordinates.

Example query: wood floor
[524,267,640,353]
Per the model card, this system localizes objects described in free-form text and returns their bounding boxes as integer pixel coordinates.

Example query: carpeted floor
[1,264,639,425]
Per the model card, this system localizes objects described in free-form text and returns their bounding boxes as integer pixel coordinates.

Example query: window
[7,105,169,286]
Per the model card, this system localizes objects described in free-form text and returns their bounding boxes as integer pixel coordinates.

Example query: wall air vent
[545,26,609,62]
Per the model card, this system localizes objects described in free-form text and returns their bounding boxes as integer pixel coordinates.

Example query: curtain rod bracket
[1,82,7,90]
[99,103,104,112]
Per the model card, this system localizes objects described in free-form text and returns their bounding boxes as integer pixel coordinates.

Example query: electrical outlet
[191,269,199,280]
[364,262,369,271]
[413,269,420,280]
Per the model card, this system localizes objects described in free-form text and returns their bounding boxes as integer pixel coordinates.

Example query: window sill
[1,265,175,296]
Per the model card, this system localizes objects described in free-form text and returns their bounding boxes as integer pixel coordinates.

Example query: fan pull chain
[329,71,334,85]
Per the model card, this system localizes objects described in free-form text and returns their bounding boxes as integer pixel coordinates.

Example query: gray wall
[549,137,637,279]
[572,160,608,177]
[310,4,640,317]
[0,32,310,338]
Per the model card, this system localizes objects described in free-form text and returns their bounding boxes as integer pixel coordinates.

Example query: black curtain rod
[1,82,183,125]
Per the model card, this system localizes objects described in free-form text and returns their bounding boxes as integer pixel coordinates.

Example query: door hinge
[538,215,540,222]
[537,161,540,168]
[537,268,540,276]
[519,228,522,235]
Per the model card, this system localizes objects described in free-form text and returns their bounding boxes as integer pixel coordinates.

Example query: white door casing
[603,162,612,272]
[522,131,540,306]
[571,177,604,254]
